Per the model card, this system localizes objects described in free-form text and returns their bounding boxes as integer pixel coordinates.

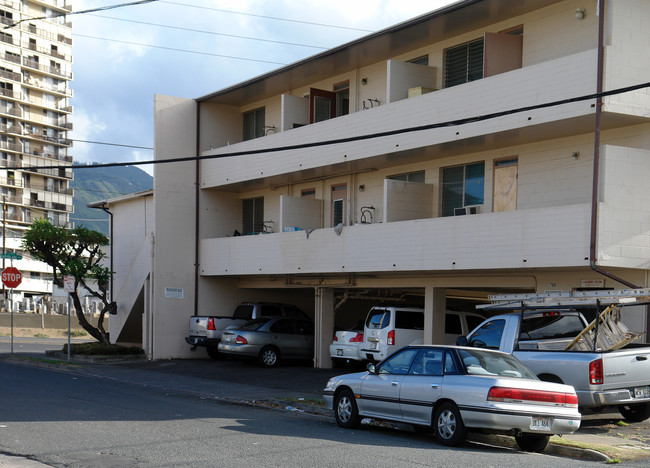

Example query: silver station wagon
[324,345,581,452]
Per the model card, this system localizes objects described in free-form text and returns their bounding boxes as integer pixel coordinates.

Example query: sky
[70,0,457,175]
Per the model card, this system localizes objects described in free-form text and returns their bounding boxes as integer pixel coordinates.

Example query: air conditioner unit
[453,205,483,216]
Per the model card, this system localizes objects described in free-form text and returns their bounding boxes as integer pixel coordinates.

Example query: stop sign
[2,266,22,288]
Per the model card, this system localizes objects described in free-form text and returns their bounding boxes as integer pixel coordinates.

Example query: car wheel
[434,402,467,446]
[334,389,361,429]
[618,403,650,422]
[258,346,280,367]
[206,346,222,360]
[515,434,550,452]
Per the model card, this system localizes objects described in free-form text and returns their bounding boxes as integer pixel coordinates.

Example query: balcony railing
[200,204,593,276]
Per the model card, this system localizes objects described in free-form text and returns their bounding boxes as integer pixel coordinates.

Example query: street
[0,361,601,468]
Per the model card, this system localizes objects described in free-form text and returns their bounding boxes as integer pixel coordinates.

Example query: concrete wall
[152,95,198,359]
[598,145,650,269]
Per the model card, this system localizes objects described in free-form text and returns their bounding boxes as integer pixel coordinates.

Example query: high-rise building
[0,0,73,308]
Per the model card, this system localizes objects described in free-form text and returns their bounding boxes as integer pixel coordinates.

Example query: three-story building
[107,0,650,363]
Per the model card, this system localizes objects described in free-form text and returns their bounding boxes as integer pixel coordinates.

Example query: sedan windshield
[458,349,537,379]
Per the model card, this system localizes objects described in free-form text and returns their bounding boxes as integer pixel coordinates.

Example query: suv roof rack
[477,288,650,310]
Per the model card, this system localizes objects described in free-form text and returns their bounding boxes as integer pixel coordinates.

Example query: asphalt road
[0,361,602,468]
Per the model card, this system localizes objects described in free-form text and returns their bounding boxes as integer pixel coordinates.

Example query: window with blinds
[444,38,484,88]
[242,197,264,234]
[243,107,265,141]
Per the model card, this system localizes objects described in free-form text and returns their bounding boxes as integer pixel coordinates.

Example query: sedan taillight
[350,333,364,343]
[589,359,603,384]
[235,335,248,344]
[207,318,216,331]
[333,335,338,341]
[387,330,395,345]
[487,387,578,407]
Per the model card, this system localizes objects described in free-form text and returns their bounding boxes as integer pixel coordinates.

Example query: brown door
[493,158,518,212]
[310,88,336,123]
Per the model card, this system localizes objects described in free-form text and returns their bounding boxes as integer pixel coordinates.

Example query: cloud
[70,0,454,170]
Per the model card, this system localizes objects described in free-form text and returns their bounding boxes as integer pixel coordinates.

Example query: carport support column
[424,287,446,344]
[314,287,334,369]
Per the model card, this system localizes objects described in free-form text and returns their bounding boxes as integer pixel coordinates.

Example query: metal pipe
[588,0,638,289]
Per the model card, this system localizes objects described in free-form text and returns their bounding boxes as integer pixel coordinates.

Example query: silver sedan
[218,317,314,367]
[324,345,581,452]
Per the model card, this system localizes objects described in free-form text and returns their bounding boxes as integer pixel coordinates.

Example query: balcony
[201,49,605,189]
[201,203,592,276]
[200,145,650,276]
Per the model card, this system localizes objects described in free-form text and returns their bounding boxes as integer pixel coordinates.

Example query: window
[395,311,424,330]
[468,319,505,349]
[243,107,265,141]
[331,184,346,226]
[388,170,425,183]
[409,349,444,375]
[333,81,349,118]
[445,314,462,335]
[309,81,349,123]
[444,38,484,88]
[301,188,315,198]
[408,55,429,66]
[242,196,264,234]
[441,161,484,217]
[377,348,420,375]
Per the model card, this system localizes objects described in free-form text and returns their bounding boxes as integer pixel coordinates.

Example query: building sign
[581,279,605,289]
[164,287,184,299]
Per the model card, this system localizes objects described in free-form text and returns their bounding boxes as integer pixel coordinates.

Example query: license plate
[370,342,378,350]
[530,417,551,431]
[336,349,343,356]
[634,386,650,399]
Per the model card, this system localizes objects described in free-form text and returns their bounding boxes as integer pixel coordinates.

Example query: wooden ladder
[565,304,641,351]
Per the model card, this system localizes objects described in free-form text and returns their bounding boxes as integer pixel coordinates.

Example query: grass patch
[34,333,49,338]
[11,355,83,367]
[67,329,88,337]
[63,342,144,356]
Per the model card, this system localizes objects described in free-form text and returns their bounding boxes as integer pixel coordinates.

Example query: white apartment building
[106,0,650,364]
[0,0,73,307]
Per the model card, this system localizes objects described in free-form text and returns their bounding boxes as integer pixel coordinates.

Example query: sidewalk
[5,353,650,463]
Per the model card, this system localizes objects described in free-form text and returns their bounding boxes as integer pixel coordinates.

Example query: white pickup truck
[185,302,309,359]
[457,289,650,421]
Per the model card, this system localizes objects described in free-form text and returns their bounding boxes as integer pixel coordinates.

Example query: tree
[22,219,115,343]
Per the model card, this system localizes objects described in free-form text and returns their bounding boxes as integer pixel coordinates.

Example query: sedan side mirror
[456,336,468,346]
[367,362,377,374]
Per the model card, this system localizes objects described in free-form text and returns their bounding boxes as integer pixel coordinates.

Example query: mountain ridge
[71,164,153,235]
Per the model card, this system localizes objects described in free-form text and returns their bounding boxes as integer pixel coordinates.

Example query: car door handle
[637,356,647,361]
[391,381,399,387]
[431,384,439,389]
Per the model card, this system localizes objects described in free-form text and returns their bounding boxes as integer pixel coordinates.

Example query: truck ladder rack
[477,288,650,310]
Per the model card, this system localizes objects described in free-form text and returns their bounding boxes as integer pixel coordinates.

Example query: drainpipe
[589,0,638,289]
[194,101,201,316]
[99,203,114,301]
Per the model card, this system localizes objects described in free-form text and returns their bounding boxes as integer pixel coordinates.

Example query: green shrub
[63,342,144,356]
[68,329,88,337]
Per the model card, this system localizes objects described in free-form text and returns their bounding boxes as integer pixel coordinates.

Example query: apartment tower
[0,0,73,307]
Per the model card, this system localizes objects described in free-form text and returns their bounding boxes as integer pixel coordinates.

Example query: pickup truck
[457,292,650,422]
[185,302,309,359]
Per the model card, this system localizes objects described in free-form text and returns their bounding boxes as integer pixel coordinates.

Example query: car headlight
[324,379,336,392]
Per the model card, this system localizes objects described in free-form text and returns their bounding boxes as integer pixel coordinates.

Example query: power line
[7,81,649,172]
[72,139,153,150]
[74,33,287,65]
[159,1,374,33]
[87,14,329,50]
[3,0,160,30]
